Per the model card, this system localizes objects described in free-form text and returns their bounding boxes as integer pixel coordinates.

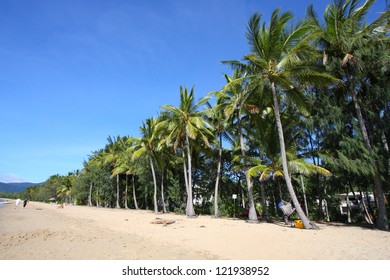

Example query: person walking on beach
[15,198,21,208]
[23,200,28,208]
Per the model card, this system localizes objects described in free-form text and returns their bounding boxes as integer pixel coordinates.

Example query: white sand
[1,200,389,260]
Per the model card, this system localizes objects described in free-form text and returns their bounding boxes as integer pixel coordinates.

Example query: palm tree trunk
[271,81,316,229]
[346,187,351,223]
[381,131,390,176]
[214,132,223,217]
[150,158,158,214]
[96,188,99,207]
[238,114,258,222]
[277,178,283,202]
[124,174,129,209]
[272,189,278,215]
[116,174,120,208]
[185,133,196,217]
[349,78,388,231]
[160,169,167,213]
[359,187,374,225]
[323,187,330,222]
[260,181,269,221]
[317,174,324,221]
[88,182,93,207]
[300,175,309,217]
[241,180,246,208]
[182,148,189,195]
[132,175,139,210]
[182,147,192,215]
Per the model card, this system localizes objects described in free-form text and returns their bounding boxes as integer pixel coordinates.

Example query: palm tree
[213,71,260,222]
[225,10,337,228]
[246,106,330,216]
[119,138,140,210]
[111,145,133,209]
[104,136,124,209]
[85,149,105,207]
[158,86,214,217]
[248,152,331,219]
[56,172,77,204]
[308,0,389,230]
[129,118,159,214]
[204,98,233,217]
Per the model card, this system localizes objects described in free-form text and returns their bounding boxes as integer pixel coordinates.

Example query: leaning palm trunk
[245,173,257,221]
[238,115,258,222]
[359,187,374,225]
[349,79,388,230]
[271,82,317,229]
[150,158,158,214]
[185,133,196,217]
[214,132,223,217]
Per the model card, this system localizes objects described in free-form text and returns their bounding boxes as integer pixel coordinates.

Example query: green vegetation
[14,1,390,230]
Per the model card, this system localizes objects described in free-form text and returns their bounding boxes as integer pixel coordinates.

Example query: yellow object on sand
[295,220,304,229]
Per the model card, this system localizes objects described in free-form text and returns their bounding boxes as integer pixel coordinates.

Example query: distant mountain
[0,182,41,193]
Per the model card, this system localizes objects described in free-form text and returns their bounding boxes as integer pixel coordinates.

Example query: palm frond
[221,60,248,73]
[270,9,293,46]
[246,13,267,58]
[282,19,314,52]
[306,4,321,28]
[350,0,374,23]
[259,168,273,181]
[248,165,267,178]
[244,54,268,71]
[273,170,284,179]
[132,146,147,160]
[310,165,332,176]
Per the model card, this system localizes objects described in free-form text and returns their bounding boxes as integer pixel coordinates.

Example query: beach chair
[278,200,295,225]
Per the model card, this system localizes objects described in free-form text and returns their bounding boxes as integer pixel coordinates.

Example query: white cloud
[0,172,26,183]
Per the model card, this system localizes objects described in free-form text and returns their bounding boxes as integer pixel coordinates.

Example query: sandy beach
[1,200,389,260]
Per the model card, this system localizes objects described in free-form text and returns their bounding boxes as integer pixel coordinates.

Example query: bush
[212,199,246,218]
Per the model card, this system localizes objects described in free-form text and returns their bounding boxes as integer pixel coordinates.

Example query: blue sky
[0,0,386,183]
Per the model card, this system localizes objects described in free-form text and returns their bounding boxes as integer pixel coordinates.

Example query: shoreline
[1,201,389,260]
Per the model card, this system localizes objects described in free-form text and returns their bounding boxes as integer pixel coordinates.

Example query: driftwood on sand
[151,217,175,225]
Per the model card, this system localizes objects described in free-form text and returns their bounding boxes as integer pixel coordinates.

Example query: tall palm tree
[104,136,124,209]
[214,71,261,222]
[86,149,105,207]
[308,0,389,230]
[251,104,330,216]
[56,172,77,204]
[158,86,214,217]
[121,138,140,210]
[129,118,159,214]
[205,99,233,217]
[225,10,337,228]
[111,141,134,210]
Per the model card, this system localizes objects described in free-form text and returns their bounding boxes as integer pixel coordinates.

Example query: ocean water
[0,199,9,208]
